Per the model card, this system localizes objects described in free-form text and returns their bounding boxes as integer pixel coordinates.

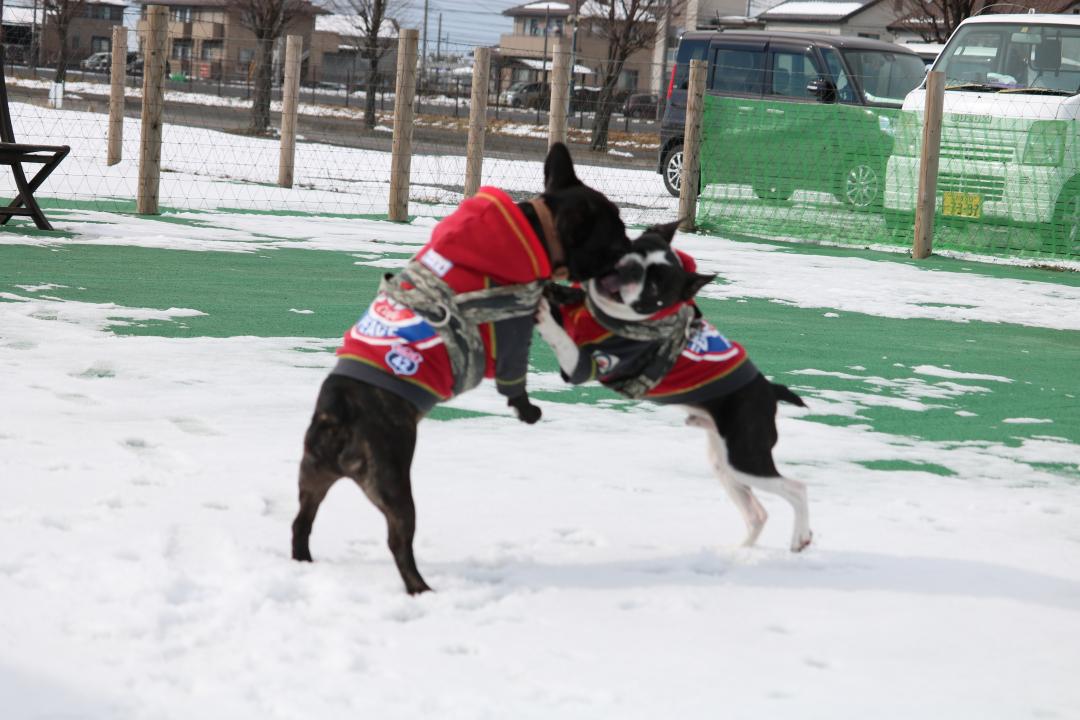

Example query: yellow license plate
[942,191,982,218]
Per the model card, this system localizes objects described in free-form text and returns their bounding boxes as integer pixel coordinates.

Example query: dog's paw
[507,394,542,424]
[791,530,813,553]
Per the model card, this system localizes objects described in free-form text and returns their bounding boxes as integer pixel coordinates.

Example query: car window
[844,50,925,104]
[819,47,858,103]
[940,29,1003,84]
[674,38,709,90]
[769,48,823,99]
[709,46,765,95]
[935,23,1080,94]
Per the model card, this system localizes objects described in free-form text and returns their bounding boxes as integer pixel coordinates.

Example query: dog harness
[556,254,758,404]
[333,187,552,412]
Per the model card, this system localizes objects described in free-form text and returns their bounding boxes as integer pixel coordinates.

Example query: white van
[884,14,1080,247]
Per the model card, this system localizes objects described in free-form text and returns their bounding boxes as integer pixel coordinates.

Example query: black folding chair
[0,55,70,230]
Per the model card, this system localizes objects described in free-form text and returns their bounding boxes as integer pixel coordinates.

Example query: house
[133,0,321,82]
[310,13,398,86]
[758,0,899,40]
[496,0,662,95]
[2,1,126,68]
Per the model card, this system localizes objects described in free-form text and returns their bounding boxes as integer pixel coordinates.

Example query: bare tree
[342,0,406,130]
[583,0,678,152]
[44,0,88,84]
[232,0,315,133]
[891,0,1066,43]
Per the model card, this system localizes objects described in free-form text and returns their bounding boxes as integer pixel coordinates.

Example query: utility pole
[30,0,40,74]
[421,0,429,91]
[436,13,442,60]
[537,4,550,124]
[541,4,550,82]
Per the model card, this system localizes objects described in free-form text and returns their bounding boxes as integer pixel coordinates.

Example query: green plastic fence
[696,94,1080,261]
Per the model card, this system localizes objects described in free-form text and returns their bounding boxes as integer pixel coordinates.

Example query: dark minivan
[659,31,925,205]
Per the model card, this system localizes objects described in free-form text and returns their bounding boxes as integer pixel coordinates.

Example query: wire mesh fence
[6,7,1078,263]
[0,10,678,227]
[693,49,1080,261]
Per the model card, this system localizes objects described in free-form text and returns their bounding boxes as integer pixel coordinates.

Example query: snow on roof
[2,6,45,25]
[522,1,570,10]
[517,57,594,75]
[315,13,398,39]
[761,0,869,19]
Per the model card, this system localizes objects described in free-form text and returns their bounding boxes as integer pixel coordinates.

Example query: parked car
[623,92,659,118]
[884,14,1080,246]
[500,81,548,108]
[81,51,141,75]
[658,31,926,204]
[80,51,112,72]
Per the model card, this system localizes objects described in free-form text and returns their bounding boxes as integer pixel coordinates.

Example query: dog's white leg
[687,408,810,552]
[687,409,768,547]
[730,469,812,552]
[535,298,581,377]
[730,483,768,547]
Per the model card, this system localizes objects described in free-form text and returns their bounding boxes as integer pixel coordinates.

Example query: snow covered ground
[2,208,1079,718]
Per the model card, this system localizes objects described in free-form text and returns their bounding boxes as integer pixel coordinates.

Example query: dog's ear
[648,220,681,245]
[544,142,581,192]
[681,272,716,300]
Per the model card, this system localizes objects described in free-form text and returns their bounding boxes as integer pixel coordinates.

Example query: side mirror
[806,76,837,103]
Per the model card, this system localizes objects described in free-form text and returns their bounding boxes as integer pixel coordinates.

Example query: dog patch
[685,323,741,361]
[420,249,454,278]
[593,351,619,375]
[352,293,438,346]
[385,345,424,376]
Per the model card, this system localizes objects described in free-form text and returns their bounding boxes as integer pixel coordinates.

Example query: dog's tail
[772,383,806,408]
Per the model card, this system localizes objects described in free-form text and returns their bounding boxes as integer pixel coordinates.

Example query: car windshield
[935,22,1080,95]
[842,50,926,106]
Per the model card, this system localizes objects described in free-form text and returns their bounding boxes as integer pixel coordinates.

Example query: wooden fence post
[107,25,126,166]
[678,58,706,232]
[464,47,490,198]
[278,35,303,188]
[137,5,167,214]
[548,37,570,147]
[388,28,419,222]
[914,70,945,260]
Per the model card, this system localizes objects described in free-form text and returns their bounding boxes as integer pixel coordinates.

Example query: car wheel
[752,182,793,202]
[663,143,683,197]
[1045,182,1080,253]
[838,160,882,209]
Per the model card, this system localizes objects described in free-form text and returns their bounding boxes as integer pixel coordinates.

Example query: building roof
[133,0,323,9]
[516,57,593,74]
[315,13,398,39]
[2,6,46,25]
[759,0,879,22]
[502,1,573,17]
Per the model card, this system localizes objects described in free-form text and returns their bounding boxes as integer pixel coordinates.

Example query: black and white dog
[292,144,631,594]
[536,221,812,552]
